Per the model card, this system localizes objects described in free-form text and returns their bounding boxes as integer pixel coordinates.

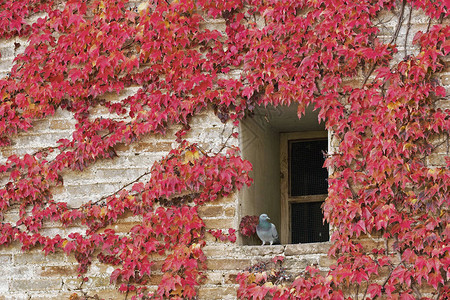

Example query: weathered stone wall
[0,106,243,299]
[0,3,449,300]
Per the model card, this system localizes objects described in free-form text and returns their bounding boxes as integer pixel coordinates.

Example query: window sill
[239,241,331,256]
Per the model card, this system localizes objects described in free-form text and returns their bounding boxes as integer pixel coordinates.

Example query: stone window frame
[279,131,329,244]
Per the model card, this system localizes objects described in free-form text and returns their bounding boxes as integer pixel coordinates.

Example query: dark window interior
[289,139,329,243]
[289,139,328,196]
[291,201,329,243]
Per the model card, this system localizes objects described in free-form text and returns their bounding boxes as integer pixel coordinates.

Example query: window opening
[239,104,328,245]
[280,132,329,244]
[289,139,329,243]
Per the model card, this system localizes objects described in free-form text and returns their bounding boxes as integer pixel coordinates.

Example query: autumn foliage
[239,215,259,237]
[0,0,449,299]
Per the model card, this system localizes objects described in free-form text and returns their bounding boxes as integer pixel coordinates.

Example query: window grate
[289,138,329,243]
[291,201,329,243]
[289,139,328,197]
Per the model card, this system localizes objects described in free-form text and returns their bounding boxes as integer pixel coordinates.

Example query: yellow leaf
[170,284,182,295]
[247,273,256,284]
[100,207,107,217]
[193,150,199,160]
[98,1,106,19]
[184,150,199,164]
[28,103,36,111]
[403,143,413,151]
[387,101,400,110]
[428,168,437,175]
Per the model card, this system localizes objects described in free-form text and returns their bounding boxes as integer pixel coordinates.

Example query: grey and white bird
[256,214,279,246]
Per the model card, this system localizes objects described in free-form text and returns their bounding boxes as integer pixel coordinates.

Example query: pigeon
[256,214,279,246]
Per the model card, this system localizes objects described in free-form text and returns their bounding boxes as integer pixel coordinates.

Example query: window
[280,132,329,244]
[239,104,329,245]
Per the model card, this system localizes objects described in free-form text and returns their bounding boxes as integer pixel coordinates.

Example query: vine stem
[426,17,432,32]
[390,0,407,46]
[372,262,400,300]
[362,281,368,300]
[213,129,236,156]
[362,63,377,87]
[87,169,152,207]
[403,5,413,58]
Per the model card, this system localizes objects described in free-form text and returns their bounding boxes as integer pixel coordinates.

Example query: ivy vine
[0,0,448,299]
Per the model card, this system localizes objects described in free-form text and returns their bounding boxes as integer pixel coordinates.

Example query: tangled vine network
[0,0,449,299]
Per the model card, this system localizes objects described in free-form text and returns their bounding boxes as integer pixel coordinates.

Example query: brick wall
[0,3,449,300]
[0,239,334,299]
[0,107,243,299]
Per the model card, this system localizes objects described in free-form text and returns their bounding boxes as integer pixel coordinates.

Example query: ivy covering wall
[0,0,449,299]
